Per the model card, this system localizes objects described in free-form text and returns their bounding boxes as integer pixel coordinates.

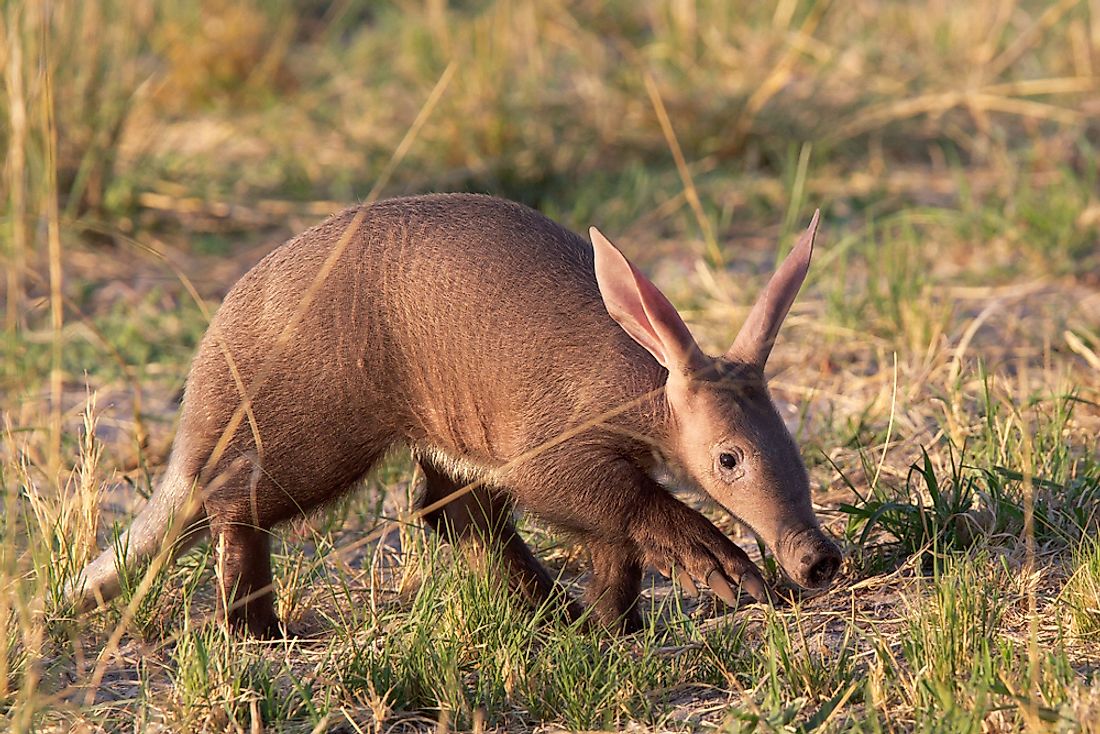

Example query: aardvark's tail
[67,457,207,612]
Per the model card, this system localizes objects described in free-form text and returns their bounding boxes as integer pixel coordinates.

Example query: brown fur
[71,194,839,636]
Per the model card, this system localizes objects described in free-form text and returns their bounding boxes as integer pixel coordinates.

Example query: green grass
[2,0,1100,730]
[1064,537,1100,641]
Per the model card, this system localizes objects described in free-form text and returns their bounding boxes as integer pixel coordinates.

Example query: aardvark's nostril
[806,554,840,587]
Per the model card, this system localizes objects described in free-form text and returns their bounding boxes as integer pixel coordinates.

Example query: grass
[1064,537,1100,641]
[2,0,1100,731]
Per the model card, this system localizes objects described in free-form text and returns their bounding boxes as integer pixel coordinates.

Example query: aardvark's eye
[718,451,739,470]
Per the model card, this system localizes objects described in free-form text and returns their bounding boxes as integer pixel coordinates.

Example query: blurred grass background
[6,0,1099,243]
[1,0,1099,731]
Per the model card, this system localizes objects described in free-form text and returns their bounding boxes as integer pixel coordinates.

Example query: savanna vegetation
[1,0,1098,731]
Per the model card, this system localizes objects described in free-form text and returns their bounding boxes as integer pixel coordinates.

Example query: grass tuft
[1063,537,1100,641]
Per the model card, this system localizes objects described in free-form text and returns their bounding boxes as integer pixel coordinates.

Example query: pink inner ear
[590,226,703,372]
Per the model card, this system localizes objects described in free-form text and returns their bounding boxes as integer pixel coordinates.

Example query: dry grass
[1,0,1099,731]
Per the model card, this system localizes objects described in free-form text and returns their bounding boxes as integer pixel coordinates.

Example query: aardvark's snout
[780,527,842,589]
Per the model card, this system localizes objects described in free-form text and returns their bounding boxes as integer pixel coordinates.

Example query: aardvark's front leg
[505,456,772,629]
[625,479,773,607]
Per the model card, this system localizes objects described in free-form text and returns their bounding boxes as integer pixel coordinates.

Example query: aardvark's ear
[590,226,705,375]
[726,210,819,368]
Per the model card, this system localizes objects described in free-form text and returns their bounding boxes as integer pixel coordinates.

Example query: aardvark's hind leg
[211,519,281,638]
[198,454,283,638]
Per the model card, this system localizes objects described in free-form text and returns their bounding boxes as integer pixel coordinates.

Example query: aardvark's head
[590,212,841,590]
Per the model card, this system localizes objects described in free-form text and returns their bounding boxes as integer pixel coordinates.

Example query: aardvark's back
[180,193,659,528]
